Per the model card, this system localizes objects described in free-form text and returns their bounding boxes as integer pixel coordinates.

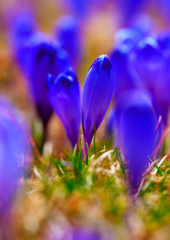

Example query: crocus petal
[82,55,114,146]
[0,97,31,213]
[115,90,158,194]
[53,15,82,69]
[47,68,81,149]
[25,33,71,129]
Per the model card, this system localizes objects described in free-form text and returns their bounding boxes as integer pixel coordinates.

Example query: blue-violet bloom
[130,36,169,125]
[114,90,158,194]
[25,33,71,131]
[7,9,37,72]
[0,97,31,214]
[53,15,82,69]
[47,68,81,149]
[82,55,114,147]
[110,42,139,101]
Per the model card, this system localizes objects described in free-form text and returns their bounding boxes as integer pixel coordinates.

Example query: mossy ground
[12,135,170,240]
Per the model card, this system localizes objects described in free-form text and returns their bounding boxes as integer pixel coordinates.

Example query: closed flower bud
[82,55,114,146]
[47,68,81,149]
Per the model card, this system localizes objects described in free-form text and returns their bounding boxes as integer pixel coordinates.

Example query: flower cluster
[108,21,170,194]
[3,1,170,202]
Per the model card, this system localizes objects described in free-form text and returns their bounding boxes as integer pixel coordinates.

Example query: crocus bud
[25,33,71,132]
[114,90,158,194]
[82,55,114,147]
[47,68,81,149]
[53,15,82,69]
[0,97,31,214]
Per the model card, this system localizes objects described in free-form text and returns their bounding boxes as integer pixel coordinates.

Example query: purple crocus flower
[107,24,150,136]
[25,33,70,134]
[6,8,37,72]
[114,90,158,194]
[82,55,114,147]
[0,97,31,214]
[47,68,81,149]
[115,0,147,24]
[60,0,108,19]
[130,36,169,125]
[53,15,82,69]
[64,0,89,18]
[110,42,139,101]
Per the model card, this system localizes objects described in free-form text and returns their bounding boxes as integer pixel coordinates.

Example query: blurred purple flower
[47,223,111,240]
[60,0,108,19]
[114,90,158,194]
[53,15,83,69]
[107,23,151,136]
[72,227,102,240]
[82,55,114,147]
[47,68,81,149]
[6,8,37,72]
[130,36,169,125]
[115,0,147,24]
[110,42,139,101]
[25,33,71,132]
[0,97,31,213]
[114,28,145,47]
